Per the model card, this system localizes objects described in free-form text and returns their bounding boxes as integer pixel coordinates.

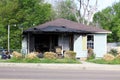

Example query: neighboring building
[22,18,111,59]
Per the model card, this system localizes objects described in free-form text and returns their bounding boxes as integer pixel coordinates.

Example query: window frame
[87,35,94,49]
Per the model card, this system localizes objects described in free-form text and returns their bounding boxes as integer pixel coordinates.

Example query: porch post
[27,33,30,53]
[49,36,52,51]
[61,34,64,54]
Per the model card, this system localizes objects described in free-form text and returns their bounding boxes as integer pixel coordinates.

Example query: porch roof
[24,18,111,34]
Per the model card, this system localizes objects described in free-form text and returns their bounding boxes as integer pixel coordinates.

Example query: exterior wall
[94,34,107,57]
[21,35,27,54]
[58,35,70,53]
[74,34,87,58]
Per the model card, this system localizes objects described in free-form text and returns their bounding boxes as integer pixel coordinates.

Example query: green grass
[0,57,80,63]
[88,59,120,64]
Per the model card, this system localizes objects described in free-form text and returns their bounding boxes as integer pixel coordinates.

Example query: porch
[23,32,74,54]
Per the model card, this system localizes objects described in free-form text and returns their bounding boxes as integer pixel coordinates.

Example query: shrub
[12,51,23,59]
[44,52,57,59]
[25,52,37,59]
[64,50,76,59]
[103,54,115,61]
[24,52,40,63]
[109,49,118,56]
[87,53,95,60]
[115,54,120,60]
[87,48,95,60]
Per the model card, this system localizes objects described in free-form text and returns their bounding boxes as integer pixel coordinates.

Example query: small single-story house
[22,18,111,59]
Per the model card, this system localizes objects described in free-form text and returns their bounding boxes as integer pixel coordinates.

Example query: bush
[44,52,57,59]
[87,53,95,60]
[12,51,23,59]
[115,54,120,60]
[87,48,95,60]
[103,54,115,61]
[64,50,76,59]
[109,49,118,56]
[25,52,37,59]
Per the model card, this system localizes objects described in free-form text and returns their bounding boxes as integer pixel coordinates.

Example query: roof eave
[93,31,112,34]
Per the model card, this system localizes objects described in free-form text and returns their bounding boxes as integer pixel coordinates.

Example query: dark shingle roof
[24,18,111,33]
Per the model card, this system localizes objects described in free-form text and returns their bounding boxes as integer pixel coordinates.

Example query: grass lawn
[88,59,120,64]
[0,58,80,64]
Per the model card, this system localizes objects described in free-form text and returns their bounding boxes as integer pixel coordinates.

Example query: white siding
[74,35,87,58]
[94,34,107,57]
[22,36,27,54]
[58,35,70,53]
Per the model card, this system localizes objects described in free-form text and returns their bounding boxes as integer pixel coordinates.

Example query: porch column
[21,35,27,54]
[27,33,30,53]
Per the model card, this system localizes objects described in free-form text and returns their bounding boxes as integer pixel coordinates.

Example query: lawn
[88,59,120,64]
[0,58,80,64]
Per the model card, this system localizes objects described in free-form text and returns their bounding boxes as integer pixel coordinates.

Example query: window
[87,35,94,49]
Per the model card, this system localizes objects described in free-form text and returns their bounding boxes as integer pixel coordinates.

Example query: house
[22,18,111,59]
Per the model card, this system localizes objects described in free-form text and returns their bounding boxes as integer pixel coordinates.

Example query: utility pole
[8,25,10,52]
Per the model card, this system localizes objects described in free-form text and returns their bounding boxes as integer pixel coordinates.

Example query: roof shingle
[24,18,111,33]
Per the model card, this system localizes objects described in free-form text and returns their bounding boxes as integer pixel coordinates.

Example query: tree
[75,0,98,25]
[0,0,53,49]
[54,0,98,25]
[93,2,120,42]
[55,0,77,21]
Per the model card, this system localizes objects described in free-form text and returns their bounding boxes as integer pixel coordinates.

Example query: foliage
[64,50,76,59]
[0,0,53,49]
[88,53,120,64]
[55,0,77,21]
[109,49,118,56]
[9,57,22,62]
[12,51,23,59]
[88,58,120,64]
[87,48,95,60]
[25,52,37,59]
[23,57,40,63]
[44,52,57,59]
[115,54,120,60]
[40,58,80,63]
[0,58,80,63]
[103,54,115,61]
[93,2,120,42]
[24,52,41,63]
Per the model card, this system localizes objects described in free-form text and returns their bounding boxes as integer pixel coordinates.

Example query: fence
[107,42,120,53]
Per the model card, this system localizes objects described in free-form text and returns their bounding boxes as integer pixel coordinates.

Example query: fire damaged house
[22,18,111,59]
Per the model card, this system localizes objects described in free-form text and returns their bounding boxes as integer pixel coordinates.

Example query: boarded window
[82,35,87,50]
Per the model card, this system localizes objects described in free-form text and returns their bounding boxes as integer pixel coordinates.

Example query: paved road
[0,66,120,80]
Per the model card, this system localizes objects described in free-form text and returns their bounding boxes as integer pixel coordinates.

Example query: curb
[0,63,120,70]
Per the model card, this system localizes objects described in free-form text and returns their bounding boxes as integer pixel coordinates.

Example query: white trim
[94,32,112,34]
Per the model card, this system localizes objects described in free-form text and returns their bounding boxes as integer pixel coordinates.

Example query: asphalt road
[0,66,120,80]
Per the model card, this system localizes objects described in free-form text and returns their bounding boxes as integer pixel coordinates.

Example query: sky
[45,0,120,21]
[45,0,120,11]
[97,0,119,11]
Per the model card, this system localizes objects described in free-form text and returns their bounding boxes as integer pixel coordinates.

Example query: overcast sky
[97,0,119,11]
[45,0,120,11]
